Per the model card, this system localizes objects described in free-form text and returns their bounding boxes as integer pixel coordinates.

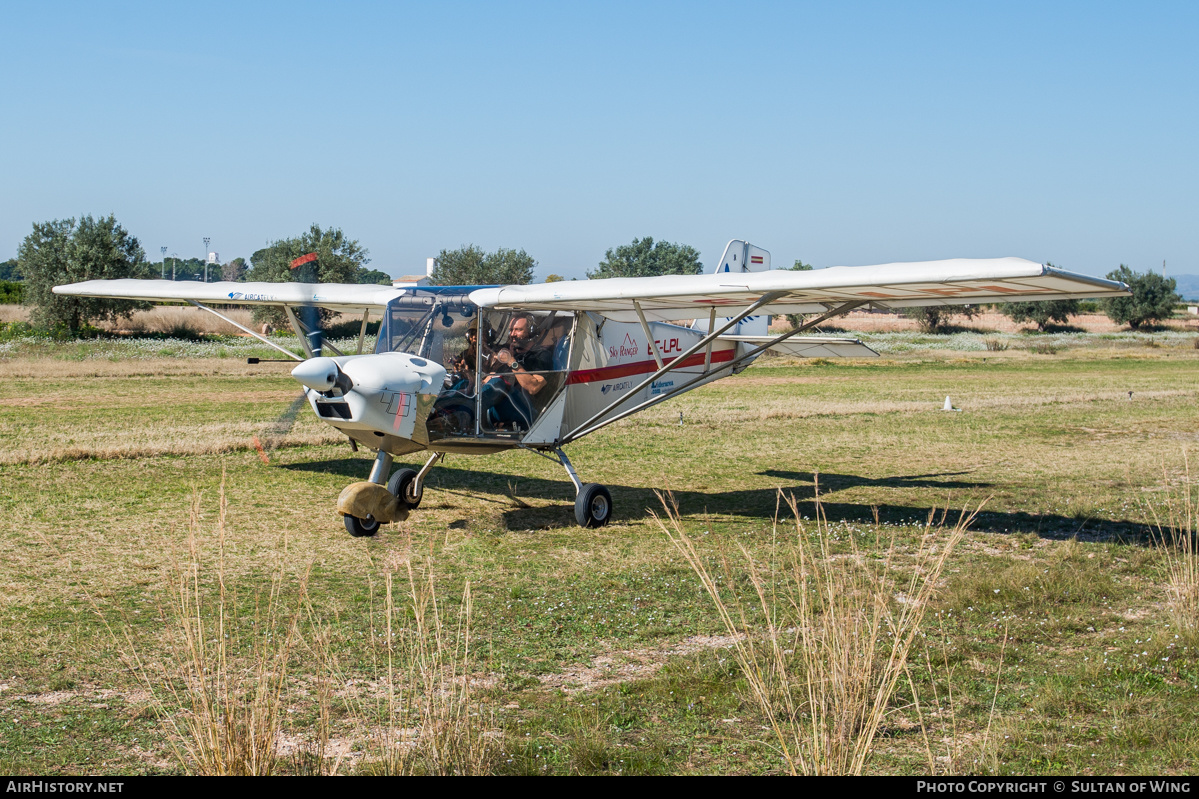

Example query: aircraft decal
[567,348,736,385]
[601,380,633,395]
[923,286,982,297]
[980,284,1055,294]
[750,255,764,264]
[608,333,640,360]
[380,391,413,429]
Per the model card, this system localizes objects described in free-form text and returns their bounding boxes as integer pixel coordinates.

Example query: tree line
[898,263,1180,332]
[7,213,1183,333]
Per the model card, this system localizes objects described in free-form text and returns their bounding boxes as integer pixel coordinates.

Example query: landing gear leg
[344,449,394,537]
[388,452,443,509]
[368,449,394,485]
[554,448,612,528]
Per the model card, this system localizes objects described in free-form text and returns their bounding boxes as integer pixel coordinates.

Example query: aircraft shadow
[283,458,1147,542]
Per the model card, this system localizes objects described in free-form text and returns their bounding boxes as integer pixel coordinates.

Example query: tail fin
[692,240,772,336]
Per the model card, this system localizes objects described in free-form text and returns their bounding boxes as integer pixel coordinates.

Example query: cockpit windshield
[376,288,478,362]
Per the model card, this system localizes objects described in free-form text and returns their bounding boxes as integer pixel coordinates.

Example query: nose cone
[291,357,340,392]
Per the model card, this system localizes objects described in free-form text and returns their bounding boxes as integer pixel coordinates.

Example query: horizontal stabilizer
[720,335,879,359]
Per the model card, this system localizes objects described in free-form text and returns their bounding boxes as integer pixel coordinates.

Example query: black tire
[574,483,613,528]
[387,468,422,509]
[344,514,380,537]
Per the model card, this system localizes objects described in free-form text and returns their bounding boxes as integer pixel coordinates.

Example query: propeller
[290,252,325,358]
[251,393,309,464]
[251,251,329,464]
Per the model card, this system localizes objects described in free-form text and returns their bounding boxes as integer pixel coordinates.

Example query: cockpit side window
[472,309,573,436]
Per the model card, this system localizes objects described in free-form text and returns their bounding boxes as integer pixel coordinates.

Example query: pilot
[495,315,551,394]
[482,315,551,430]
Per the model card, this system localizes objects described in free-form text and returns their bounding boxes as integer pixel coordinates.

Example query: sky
[1,1,1195,280]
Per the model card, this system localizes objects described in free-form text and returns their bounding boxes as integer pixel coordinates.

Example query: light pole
[203,238,211,282]
[172,253,178,281]
[160,247,167,279]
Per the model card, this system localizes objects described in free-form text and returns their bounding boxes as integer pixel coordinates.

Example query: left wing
[52,279,407,314]
[469,258,1129,322]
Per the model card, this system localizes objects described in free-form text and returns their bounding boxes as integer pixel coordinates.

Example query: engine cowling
[292,352,447,452]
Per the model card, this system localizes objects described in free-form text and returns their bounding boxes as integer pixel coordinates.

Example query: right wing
[469,258,1130,322]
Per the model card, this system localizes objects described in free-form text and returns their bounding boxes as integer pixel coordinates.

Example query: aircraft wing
[468,258,1130,322]
[720,335,879,358]
[52,279,408,314]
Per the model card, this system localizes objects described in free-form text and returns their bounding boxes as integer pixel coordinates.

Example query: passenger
[450,323,480,391]
[430,322,480,437]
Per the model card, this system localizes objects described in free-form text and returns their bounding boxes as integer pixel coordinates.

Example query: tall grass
[655,487,975,775]
[116,478,495,775]
[1147,454,1199,644]
[126,478,317,775]
[908,619,1009,774]
[362,563,497,775]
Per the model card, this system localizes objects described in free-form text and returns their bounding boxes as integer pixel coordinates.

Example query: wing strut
[356,309,371,355]
[187,300,303,362]
[561,292,784,443]
[703,308,716,370]
[633,301,664,369]
[283,306,314,358]
[562,300,866,444]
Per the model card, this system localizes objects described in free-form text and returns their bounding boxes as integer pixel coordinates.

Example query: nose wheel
[344,513,381,537]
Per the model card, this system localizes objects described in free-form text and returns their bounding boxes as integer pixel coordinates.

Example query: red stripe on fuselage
[566,348,735,385]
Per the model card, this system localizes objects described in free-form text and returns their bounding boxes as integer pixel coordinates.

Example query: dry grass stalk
[118,472,319,775]
[907,620,1009,774]
[1147,452,1199,642]
[365,561,496,775]
[102,306,256,337]
[656,485,975,775]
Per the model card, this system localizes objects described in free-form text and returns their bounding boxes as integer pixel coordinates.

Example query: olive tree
[1102,265,1180,329]
[1000,299,1081,331]
[588,237,702,279]
[246,225,370,326]
[19,215,149,332]
[429,245,536,286]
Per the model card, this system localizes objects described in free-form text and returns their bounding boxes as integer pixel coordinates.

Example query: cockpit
[376,288,574,441]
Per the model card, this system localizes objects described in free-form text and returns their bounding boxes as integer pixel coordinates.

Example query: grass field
[1,327,1198,774]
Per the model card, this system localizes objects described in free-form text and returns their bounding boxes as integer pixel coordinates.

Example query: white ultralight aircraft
[54,240,1130,534]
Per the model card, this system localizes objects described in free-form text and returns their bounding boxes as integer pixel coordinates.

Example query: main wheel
[344,514,380,537]
[574,483,612,528]
[387,468,423,509]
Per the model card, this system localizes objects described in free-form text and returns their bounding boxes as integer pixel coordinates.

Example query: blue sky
[2,1,1195,279]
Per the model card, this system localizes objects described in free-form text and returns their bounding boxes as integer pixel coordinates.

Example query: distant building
[392,257,437,287]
